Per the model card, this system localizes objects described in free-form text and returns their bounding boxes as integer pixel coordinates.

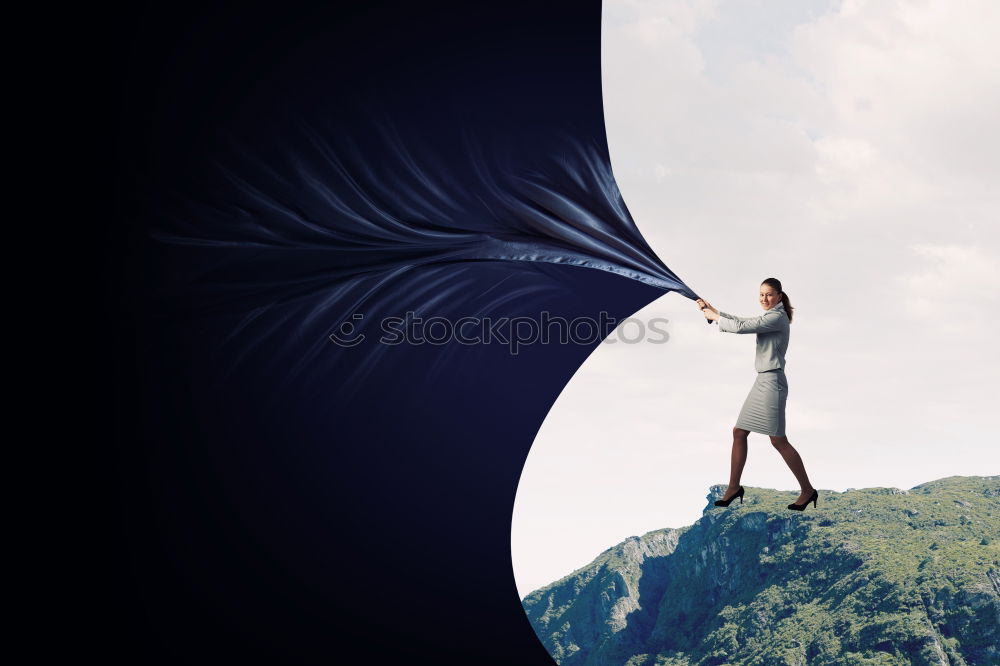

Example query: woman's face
[759,284,782,310]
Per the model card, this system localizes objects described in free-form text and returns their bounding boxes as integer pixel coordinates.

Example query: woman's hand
[697,298,719,319]
[696,298,719,320]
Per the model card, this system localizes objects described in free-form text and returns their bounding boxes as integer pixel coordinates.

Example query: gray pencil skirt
[734,369,788,437]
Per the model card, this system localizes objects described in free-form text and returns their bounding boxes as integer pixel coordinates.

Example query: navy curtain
[114,1,698,663]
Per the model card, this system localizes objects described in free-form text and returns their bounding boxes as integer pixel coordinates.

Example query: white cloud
[893,243,1000,321]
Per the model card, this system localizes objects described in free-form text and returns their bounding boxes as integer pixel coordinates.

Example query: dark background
[73,1,675,663]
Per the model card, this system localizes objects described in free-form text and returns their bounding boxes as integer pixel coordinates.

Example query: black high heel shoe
[714,486,744,507]
[787,488,818,511]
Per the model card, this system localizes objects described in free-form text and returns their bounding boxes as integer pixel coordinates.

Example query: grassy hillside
[522,476,1000,665]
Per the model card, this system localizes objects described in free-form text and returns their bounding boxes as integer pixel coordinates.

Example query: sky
[511,0,1000,601]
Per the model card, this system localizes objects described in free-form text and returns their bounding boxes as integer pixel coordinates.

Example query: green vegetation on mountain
[522,476,1000,665]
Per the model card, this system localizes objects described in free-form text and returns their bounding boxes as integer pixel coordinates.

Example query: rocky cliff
[522,475,1000,665]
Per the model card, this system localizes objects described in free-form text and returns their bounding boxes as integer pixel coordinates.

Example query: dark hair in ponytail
[762,277,794,323]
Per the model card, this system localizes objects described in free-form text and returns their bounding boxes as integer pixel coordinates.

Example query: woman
[697,278,818,511]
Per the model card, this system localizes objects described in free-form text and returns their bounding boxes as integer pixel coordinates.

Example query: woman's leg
[724,427,750,499]
[769,435,814,503]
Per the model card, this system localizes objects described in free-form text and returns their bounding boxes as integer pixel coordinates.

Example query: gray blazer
[715,301,790,372]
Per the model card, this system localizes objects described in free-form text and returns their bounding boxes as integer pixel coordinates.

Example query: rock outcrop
[522,475,1000,665]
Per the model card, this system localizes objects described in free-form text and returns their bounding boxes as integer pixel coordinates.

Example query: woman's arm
[697,298,737,323]
[717,309,785,334]
[697,298,726,320]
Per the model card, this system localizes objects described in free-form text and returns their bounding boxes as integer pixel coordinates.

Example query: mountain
[521,476,1000,665]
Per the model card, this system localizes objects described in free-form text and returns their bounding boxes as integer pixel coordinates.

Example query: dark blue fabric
[118,1,699,663]
[150,80,697,405]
